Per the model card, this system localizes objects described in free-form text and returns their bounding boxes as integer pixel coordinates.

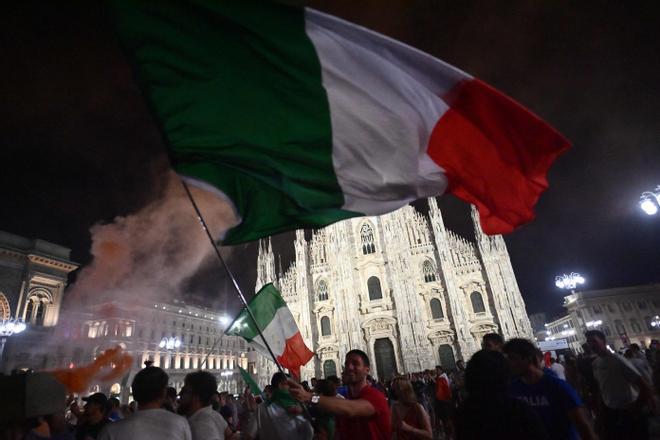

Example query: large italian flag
[111,1,570,244]
[225,283,313,377]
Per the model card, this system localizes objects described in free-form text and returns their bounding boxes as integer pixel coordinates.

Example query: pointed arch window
[360,224,376,255]
[317,280,329,302]
[470,291,486,314]
[423,260,437,282]
[367,277,383,301]
[320,316,332,336]
[430,298,444,320]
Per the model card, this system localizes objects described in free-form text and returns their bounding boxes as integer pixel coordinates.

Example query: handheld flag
[111,0,570,243]
[239,366,262,396]
[226,283,313,379]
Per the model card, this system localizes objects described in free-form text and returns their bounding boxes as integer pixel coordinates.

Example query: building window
[360,224,376,255]
[367,277,383,301]
[602,326,611,336]
[320,316,331,336]
[317,280,329,302]
[323,360,337,378]
[606,304,615,313]
[637,301,647,310]
[620,302,632,312]
[630,319,642,334]
[592,305,602,314]
[614,320,626,335]
[470,291,486,314]
[430,298,444,320]
[422,260,437,283]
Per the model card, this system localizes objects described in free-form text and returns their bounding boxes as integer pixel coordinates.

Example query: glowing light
[640,187,660,215]
[219,315,231,326]
[0,319,27,336]
[641,199,658,215]
[555,273,586,290]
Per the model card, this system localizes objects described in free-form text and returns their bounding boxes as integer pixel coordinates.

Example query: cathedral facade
[255,198,533,382]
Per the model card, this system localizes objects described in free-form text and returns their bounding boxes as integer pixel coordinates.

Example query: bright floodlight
[174,339,181,348]
[555,273,585,290]
[640,198,658,215]
[159,339,166,348]
[219,315,231,326]
[640,187,660,215]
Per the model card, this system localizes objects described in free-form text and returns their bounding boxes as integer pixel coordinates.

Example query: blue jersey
[509,372,582,440]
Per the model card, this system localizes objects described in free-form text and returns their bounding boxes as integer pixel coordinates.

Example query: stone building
[3,298,251,401]
[0,230,78,326]
[255,198,533,382]
[562,284,660,351]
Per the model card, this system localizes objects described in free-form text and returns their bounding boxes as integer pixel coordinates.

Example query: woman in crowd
[390,377,432,440]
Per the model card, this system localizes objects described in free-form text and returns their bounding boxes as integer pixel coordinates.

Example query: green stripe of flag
[225,283,286,341]
[239,366,262,396]
[110,0,358,244]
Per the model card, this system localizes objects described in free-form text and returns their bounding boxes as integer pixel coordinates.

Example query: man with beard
[288,349,391,439]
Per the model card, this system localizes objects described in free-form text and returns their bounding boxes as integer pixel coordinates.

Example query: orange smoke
[50,346,133,394]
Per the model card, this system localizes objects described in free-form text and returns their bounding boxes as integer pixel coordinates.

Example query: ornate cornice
[28,254,78,272]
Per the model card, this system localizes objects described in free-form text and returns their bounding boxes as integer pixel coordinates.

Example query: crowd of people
[2,330,659,439]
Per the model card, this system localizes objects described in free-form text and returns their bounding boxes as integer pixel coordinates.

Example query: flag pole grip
[180,178,286,375]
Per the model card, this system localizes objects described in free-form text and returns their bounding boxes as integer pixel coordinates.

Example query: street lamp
[1,319,28,368]
[218,315,231,328]
[586,320,603,328]
[639,186,660,215]
[159,337,181,350]
[651,315,660,329]
[555,273,585,291]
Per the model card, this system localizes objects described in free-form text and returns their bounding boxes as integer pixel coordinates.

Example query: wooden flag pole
[180,179,286,375]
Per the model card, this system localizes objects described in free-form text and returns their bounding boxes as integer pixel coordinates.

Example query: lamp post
[159,336,182,351]
[586,320,603,329]
[555,272,585,293]
[651,315,660,329]
[0,319,27,370]
[159,337,181,370]
[639,186,660,215]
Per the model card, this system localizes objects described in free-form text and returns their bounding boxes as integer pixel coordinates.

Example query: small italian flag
[225,283,313,378]
[111,1,570,244]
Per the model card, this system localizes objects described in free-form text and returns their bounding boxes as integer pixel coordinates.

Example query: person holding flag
[288,350,391,440]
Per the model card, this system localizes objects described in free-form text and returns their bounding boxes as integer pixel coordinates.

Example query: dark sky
[1,1,659,319]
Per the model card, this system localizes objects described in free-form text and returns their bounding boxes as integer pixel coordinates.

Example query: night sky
[1,1,659,320]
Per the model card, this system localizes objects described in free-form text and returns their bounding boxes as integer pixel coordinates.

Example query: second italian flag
[226,283,313,378]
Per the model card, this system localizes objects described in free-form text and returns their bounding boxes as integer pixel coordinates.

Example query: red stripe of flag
[428,79,571,234]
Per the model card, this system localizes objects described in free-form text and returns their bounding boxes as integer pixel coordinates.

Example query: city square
[1,1,659,439]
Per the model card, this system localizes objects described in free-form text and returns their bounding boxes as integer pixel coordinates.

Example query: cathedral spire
[470,205,486,243]
[427,196,446,233]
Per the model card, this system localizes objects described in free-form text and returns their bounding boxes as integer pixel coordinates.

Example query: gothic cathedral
[255,198,532,381]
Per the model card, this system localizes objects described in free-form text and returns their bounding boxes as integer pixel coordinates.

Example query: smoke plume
[66,171,240,307]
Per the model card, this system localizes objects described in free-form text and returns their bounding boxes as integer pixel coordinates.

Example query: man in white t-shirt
[585,330,655,440]
[98,367,191,440]
[178,371,233,440]
[549,358,566,380]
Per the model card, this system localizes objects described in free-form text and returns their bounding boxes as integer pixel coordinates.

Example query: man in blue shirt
[503,338,597,440]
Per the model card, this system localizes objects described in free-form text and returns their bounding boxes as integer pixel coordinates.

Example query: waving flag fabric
[226,283,313,378]
[111,0,570,244]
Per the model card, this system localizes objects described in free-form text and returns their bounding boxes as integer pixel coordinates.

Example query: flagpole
[180,179,286,375]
